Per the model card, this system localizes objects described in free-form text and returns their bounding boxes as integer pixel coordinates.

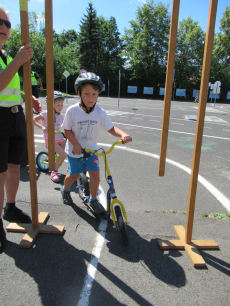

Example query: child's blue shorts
[67,153,99,175]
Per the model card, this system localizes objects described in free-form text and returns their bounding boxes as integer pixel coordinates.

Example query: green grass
[159,210,187,215]
[202,213,230,219]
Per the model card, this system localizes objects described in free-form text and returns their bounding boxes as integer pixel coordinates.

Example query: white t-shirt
[62,103,114,158]
[40,110,65,142]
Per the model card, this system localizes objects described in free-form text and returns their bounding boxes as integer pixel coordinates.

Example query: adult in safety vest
[31,70,43,98]
[0,5,41,253]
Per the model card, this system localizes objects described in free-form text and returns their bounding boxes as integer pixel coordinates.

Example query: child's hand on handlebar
[121,135,132,144]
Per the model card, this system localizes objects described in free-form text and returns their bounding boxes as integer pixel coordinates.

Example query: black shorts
[32,86,39,98]
[0,106,27,173]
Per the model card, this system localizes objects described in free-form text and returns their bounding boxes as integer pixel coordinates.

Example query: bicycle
[36,131,64,172]
[76,140,130,246]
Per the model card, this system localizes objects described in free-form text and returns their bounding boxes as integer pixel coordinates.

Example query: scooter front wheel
[36,152,49,172]
[77,172,90,197]
[114,205,129,246]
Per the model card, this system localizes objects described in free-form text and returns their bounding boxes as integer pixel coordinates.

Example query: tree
[56,29,78,48]
[210,6,230,99]
[96,16,124,88]
[79,2,99,72]
[121,0,170,89]
[175,17,205,96]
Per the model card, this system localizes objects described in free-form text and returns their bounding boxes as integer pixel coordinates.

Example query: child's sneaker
[51,171,61,183]
[90,199,106,214]
[61,188,73,205]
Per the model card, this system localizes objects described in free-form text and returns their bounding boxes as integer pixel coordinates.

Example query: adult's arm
[37,78,43,91]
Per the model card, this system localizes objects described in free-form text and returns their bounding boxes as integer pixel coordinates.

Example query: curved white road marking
[97,143,230,213]
[112,122,230,141]
[35,139,230,306]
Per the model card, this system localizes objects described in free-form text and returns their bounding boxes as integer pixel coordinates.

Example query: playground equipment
[6,0,64,247]
[157,0,219,267]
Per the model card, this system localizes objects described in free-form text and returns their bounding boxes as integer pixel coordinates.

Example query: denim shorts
[67,153,100,175]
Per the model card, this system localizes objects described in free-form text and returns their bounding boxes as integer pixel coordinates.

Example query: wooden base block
[6,212,65,248]
[158,225,219,267]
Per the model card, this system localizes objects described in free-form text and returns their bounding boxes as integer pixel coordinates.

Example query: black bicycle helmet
[74,72,104,94]
[45,91,65,102]
[74,72,103,114]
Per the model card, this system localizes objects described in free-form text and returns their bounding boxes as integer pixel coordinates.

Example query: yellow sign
[20,0,28,12]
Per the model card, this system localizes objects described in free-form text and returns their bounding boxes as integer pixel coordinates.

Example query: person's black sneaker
[0,219,7,253]
[90,199,106,215]
[61,188,73,205]
[3,206,32,223]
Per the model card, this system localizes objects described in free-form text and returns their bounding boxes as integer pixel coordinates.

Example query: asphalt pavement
[0,96,230,306]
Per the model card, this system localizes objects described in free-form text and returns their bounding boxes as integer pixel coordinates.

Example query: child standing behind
[33,91,67,183]
[61,72,132,214]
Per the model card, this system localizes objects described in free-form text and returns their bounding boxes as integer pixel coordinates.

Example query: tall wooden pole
[185,0,218,244]
[19,0,38,228]
[158,0,180,176]
[45,0,55,171]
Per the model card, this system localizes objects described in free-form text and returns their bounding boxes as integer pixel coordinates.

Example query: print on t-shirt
[78,120,98,141]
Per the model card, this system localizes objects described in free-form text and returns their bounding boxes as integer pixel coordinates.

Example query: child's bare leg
[54,141,67,171]
[64,173,80,191]
[88,170,100,198]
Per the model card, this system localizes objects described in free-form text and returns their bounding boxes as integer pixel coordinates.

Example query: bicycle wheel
[114,205,129,246]
[78,172,90,197]
[36,152,49,172]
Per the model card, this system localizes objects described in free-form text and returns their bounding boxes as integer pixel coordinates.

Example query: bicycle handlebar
[81,138,132,158]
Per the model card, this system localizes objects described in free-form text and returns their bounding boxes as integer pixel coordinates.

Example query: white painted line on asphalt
[171,123,184,126]
[98,143,230,213]
[223,129,230,132]
[113,122,230,141]
[34,134,43,137]
[150,120,161,122]
[133,118,143,120]
[77,186,108,306]
[204,127,211,129]
[35,139,45,143]
[34,140,230,304]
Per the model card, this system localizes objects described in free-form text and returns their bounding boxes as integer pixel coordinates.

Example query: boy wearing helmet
[33,91,67,183]
[61,72,131,214]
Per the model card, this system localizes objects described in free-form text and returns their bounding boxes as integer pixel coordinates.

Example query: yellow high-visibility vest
[31,71,38,86]
[0,52,22,107]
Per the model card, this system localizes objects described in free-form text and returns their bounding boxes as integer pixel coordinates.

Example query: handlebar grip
[121,137,132,144]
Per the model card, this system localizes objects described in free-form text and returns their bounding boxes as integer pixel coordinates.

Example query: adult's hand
[14,44,33,66]
[32,96,42,113]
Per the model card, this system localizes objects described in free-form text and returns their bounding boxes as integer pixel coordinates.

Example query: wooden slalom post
[158,0,219,267]
[6,0,64,247]
[158,0,180,176]
[45,0,55,171]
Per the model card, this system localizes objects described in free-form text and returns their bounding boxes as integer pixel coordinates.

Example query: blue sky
[2,0,229,35]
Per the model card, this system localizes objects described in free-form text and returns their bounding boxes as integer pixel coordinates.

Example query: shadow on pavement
[4,235,153,306]
[106,224,186,288]
[200,251,230,276]
[20,165,44,182]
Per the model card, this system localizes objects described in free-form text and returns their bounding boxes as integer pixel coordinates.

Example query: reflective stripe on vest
[0,53,22,107]
[31,72,38,86]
